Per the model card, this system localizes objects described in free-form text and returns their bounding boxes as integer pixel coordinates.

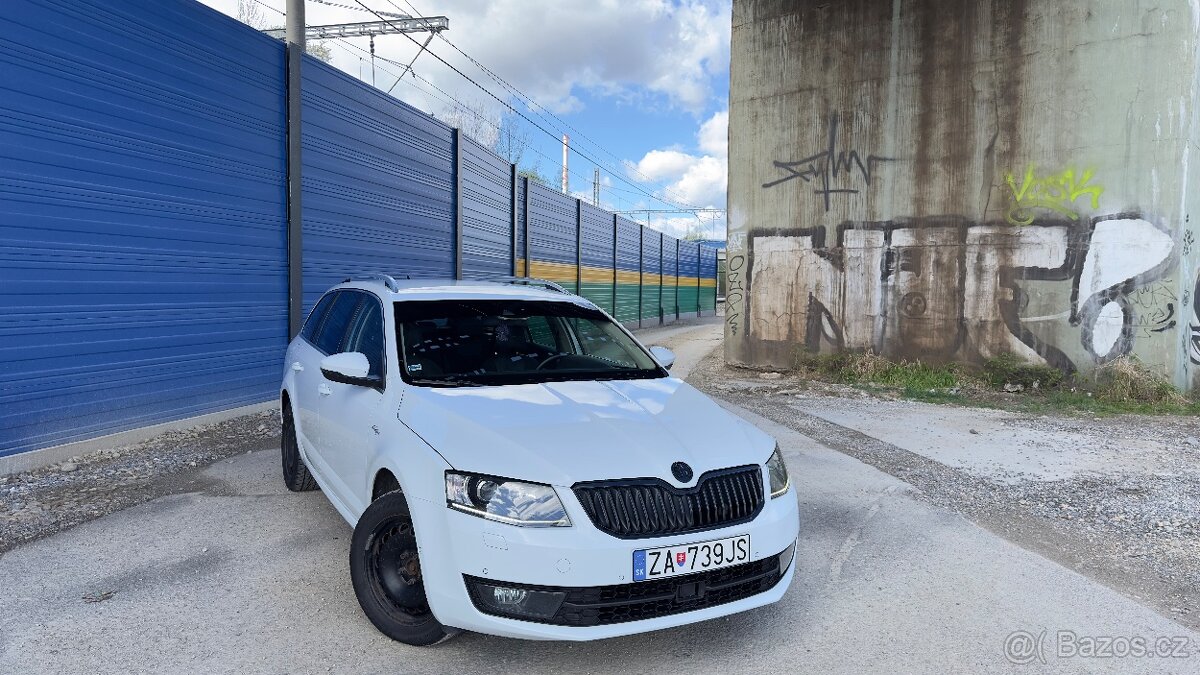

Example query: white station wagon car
[279,275,799,645]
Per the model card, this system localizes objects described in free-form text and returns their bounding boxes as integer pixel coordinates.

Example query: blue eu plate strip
[632,549,647,581]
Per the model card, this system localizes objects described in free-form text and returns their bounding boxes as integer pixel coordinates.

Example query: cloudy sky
[199,0,729,240]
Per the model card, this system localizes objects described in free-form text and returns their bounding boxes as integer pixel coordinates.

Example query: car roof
[331,277,599,306]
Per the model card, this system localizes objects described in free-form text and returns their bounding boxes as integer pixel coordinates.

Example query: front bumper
[409,484,800,641]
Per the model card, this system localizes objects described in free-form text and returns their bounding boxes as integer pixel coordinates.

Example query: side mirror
[320,352,379,387]
[649,345,676,371]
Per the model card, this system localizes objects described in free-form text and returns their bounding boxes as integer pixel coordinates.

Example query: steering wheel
[535,353,570,370]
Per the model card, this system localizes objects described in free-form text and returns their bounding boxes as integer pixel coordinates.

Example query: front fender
[363,424,453,516]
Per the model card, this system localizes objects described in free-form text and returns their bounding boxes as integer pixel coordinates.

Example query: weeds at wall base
[782,350,1198,416]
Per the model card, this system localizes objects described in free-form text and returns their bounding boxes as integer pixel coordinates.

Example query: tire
[350,490,448,646]
[281,404,317,492]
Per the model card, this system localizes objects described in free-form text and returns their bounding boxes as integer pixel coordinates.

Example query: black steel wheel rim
[365,517,431,623]
[282,413,299,477]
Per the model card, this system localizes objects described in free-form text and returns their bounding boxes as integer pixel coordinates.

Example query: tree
[435,100,544,183]
[518,166,552,187]
[236,0,266,29]
[494,113,531,167]
[435,99,499,149]
[307,41,333,64]
[239,0,332,64]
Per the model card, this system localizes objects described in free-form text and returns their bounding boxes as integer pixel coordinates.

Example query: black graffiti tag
[725,254,746,336]
[762,113,894,211]
[1192,277,1200,365]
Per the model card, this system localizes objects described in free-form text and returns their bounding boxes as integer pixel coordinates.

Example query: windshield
[395,299,665,387]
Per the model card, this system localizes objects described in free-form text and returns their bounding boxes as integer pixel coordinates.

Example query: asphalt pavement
[1,320,1196,674]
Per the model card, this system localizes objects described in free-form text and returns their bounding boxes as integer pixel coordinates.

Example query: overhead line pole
[285,0,304,338]
[561,134,569,194]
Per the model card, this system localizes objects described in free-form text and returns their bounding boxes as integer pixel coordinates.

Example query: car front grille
[464,550,786,627]
[572,465,765,539]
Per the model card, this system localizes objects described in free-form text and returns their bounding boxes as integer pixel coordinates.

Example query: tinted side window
[301,293,337,342]
[569,318,634,367]
[315,292,361,354]
[526,316,559,351]
[344,296,385,379]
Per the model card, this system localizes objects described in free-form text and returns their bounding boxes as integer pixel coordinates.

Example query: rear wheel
[281,405,317,492]
[350,491,448,646]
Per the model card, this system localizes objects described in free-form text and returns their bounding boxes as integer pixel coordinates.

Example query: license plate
[632,534,750,581]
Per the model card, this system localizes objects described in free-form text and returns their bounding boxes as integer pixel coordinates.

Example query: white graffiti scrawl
[1191,277,1200,365]
[746,214,1176,371]
[1072,218,1175,359]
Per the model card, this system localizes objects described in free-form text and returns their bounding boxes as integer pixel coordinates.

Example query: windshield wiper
[408,376,489,388]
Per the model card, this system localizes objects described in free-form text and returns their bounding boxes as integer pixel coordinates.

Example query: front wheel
[350,491,448,646]
[281,405,317,492]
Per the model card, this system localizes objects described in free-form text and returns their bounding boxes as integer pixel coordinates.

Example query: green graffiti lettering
[1004,164,1104,225]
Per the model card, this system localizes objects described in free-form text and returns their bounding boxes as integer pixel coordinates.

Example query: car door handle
[318,384,332,396]
[291,362,304,372]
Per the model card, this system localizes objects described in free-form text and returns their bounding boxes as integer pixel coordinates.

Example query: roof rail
[343,273,402,292]
[491,276,570,294]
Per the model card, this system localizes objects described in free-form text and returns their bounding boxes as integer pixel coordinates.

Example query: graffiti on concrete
[745,214,1175,371]
[1191,278,1200,365]
[1072,218,1174,357]
[762,113,894,212]
[1128,283,1177,339]
[725,254,746,336]
[1003,165,1104,226]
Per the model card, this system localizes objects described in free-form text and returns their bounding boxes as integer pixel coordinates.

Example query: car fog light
[469,579,566,620]
[493,587,527,605]
[779,540,797,575]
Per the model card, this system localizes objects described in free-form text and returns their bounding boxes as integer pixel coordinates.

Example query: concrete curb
[0,401,276,477]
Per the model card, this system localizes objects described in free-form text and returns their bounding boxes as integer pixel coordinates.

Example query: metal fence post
[510,163,517,275]
[675,238,680,320]
[611,214,618,315]
[452,128,463,280]
[285,0,304,338]
[657,232,663,324]
[575,199,582,294]
[638,224,644,328]
[522,176,530,277]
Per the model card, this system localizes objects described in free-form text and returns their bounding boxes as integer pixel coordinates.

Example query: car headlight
[766,445,790,498]
[445,472,571,527]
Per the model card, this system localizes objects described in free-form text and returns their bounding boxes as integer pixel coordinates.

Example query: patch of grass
[786,349,1196,416]
[794,350,964,390]
[982,353,1064,390]
[1090,356,1188,405]
[1008,389,1200,417]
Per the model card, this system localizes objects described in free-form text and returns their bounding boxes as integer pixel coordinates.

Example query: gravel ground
[0,412,280,553]
[688,346,1200,631]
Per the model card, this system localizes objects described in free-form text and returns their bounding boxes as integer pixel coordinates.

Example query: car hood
[397,378,773,487]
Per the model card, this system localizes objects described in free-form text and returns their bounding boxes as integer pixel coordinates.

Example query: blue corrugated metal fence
[0,0,721,459]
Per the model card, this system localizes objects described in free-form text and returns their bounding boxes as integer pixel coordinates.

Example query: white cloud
[645,214,722,240]
[203,0,731,116]
[665,154,726,206]
[632,108,727,210]
[697,109,728,157]
[634,150,699,182]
